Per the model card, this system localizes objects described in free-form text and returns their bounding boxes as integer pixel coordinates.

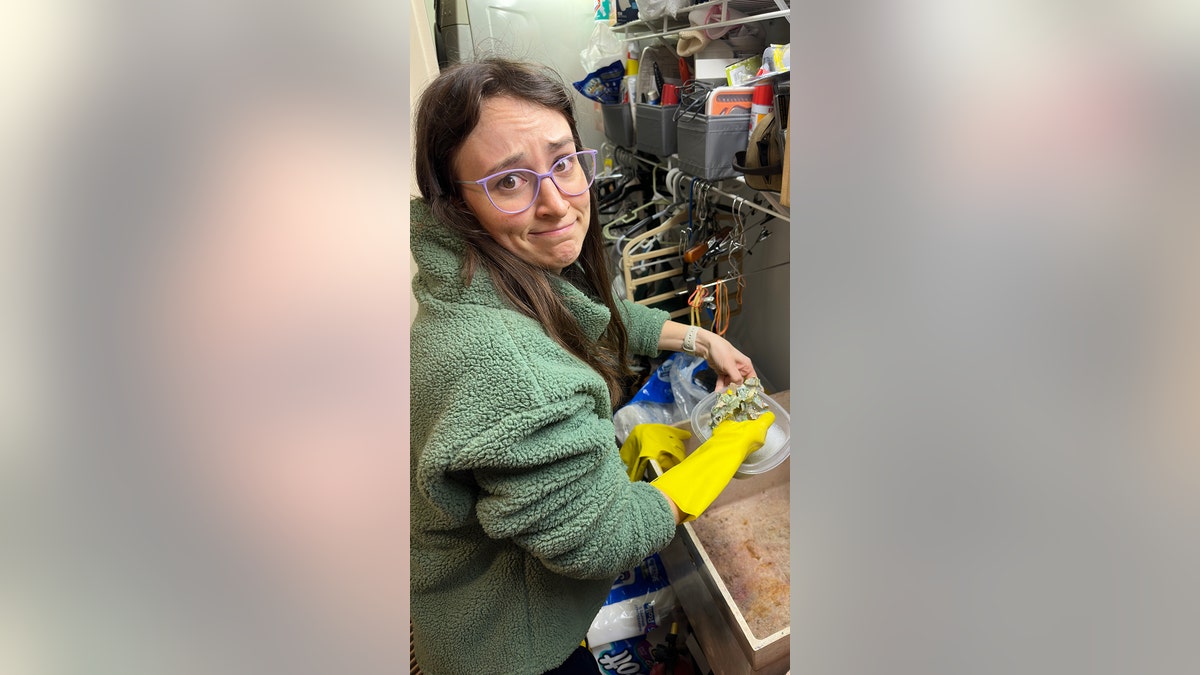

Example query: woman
[410,58,771,674]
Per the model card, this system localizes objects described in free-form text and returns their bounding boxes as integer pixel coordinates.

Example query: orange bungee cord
[687,284,708,327]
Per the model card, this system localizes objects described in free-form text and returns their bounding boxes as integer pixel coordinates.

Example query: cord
[675,80,716,122]
[710,279,730,336]
[687,284,709,328]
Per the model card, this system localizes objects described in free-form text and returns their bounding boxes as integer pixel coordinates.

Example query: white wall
[723,208,791,391]
[461,0,607,150]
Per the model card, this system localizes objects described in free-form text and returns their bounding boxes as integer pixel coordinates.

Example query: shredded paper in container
[708,376,768,430]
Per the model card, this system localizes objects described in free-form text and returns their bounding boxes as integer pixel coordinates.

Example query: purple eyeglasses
[456,149,598,214]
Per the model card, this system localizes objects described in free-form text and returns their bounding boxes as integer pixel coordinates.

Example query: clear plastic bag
[612,353,710,442]
[636,0,691,22]
[580,21,625,73]
[667,352,710,419]
[612,401,676,444]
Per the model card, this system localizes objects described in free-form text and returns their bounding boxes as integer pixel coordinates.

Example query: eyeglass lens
[483,151,596,214]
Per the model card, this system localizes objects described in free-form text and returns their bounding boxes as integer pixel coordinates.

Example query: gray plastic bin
[602,103,635,148]
[677,112,751,180]
[635,104,679,158]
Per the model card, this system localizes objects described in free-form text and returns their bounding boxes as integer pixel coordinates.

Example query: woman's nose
[533,174,570,217]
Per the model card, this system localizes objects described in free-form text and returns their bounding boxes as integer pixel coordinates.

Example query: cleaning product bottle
[624,42,639,105]
[749,81,774,139]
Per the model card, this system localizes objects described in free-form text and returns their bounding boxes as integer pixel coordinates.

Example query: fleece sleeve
[617,298,669,358]
[460,393,677,580]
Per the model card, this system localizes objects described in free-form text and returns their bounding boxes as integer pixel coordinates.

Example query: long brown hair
[413,58,631,405]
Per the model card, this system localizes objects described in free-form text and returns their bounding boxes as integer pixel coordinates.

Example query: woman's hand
[658,321,756,390]
[696,330,755,391]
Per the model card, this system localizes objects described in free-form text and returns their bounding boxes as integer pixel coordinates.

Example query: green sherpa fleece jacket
[408,199,678,674]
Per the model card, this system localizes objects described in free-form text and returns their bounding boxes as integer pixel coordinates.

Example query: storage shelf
[609,17,689,36]
[616,9,789,42]
[611,0,790,43]
[604,143,791,222]
[611,0,787,29]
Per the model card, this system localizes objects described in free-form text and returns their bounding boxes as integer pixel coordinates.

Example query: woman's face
[452,96,590,273]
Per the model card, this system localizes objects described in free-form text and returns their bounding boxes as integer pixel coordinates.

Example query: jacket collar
[410,198,611,341]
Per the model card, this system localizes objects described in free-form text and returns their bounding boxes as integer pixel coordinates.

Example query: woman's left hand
[697,330,756,390]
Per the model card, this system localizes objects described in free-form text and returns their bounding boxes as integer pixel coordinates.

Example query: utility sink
[648,390,791,674]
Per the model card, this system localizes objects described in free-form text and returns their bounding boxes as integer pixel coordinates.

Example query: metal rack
[673,259,789,296]
[611,0,790,42]
[606,144,790,223]
[604,143,787,323]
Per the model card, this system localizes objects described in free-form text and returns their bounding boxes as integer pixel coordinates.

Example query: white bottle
[627,74,638,130]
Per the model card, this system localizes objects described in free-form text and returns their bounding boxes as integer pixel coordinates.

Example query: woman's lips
[530,221,575,237]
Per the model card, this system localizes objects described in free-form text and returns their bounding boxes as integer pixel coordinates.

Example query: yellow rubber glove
[619,424,691,481]
[650,412,775,522]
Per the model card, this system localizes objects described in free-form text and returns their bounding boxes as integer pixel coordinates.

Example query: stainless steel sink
[648,454,790,674]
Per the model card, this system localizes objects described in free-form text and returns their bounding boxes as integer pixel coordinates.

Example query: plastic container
[635,103,679,158]
[689,389,790,478]
[676,112,751,180]
[602,102,636,147]
[661,83,679,106]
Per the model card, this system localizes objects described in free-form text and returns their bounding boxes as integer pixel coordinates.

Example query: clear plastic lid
[690,389,791,479]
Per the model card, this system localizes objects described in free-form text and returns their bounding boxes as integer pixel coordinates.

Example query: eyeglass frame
[455,148,598,214]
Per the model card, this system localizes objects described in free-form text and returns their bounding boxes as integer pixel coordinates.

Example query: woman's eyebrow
[483,152,525,177]
[482,138,575,177]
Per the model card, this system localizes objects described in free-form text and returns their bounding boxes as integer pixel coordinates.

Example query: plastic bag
[612,352,710,443]
[667,352,710,419]
[580,20,624,73]
[591,636,656,674]
[636,0,690,22]
[588,553,676,646]
[590,624,671,674]
[573,60,625,104]
[589,588,677,647]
